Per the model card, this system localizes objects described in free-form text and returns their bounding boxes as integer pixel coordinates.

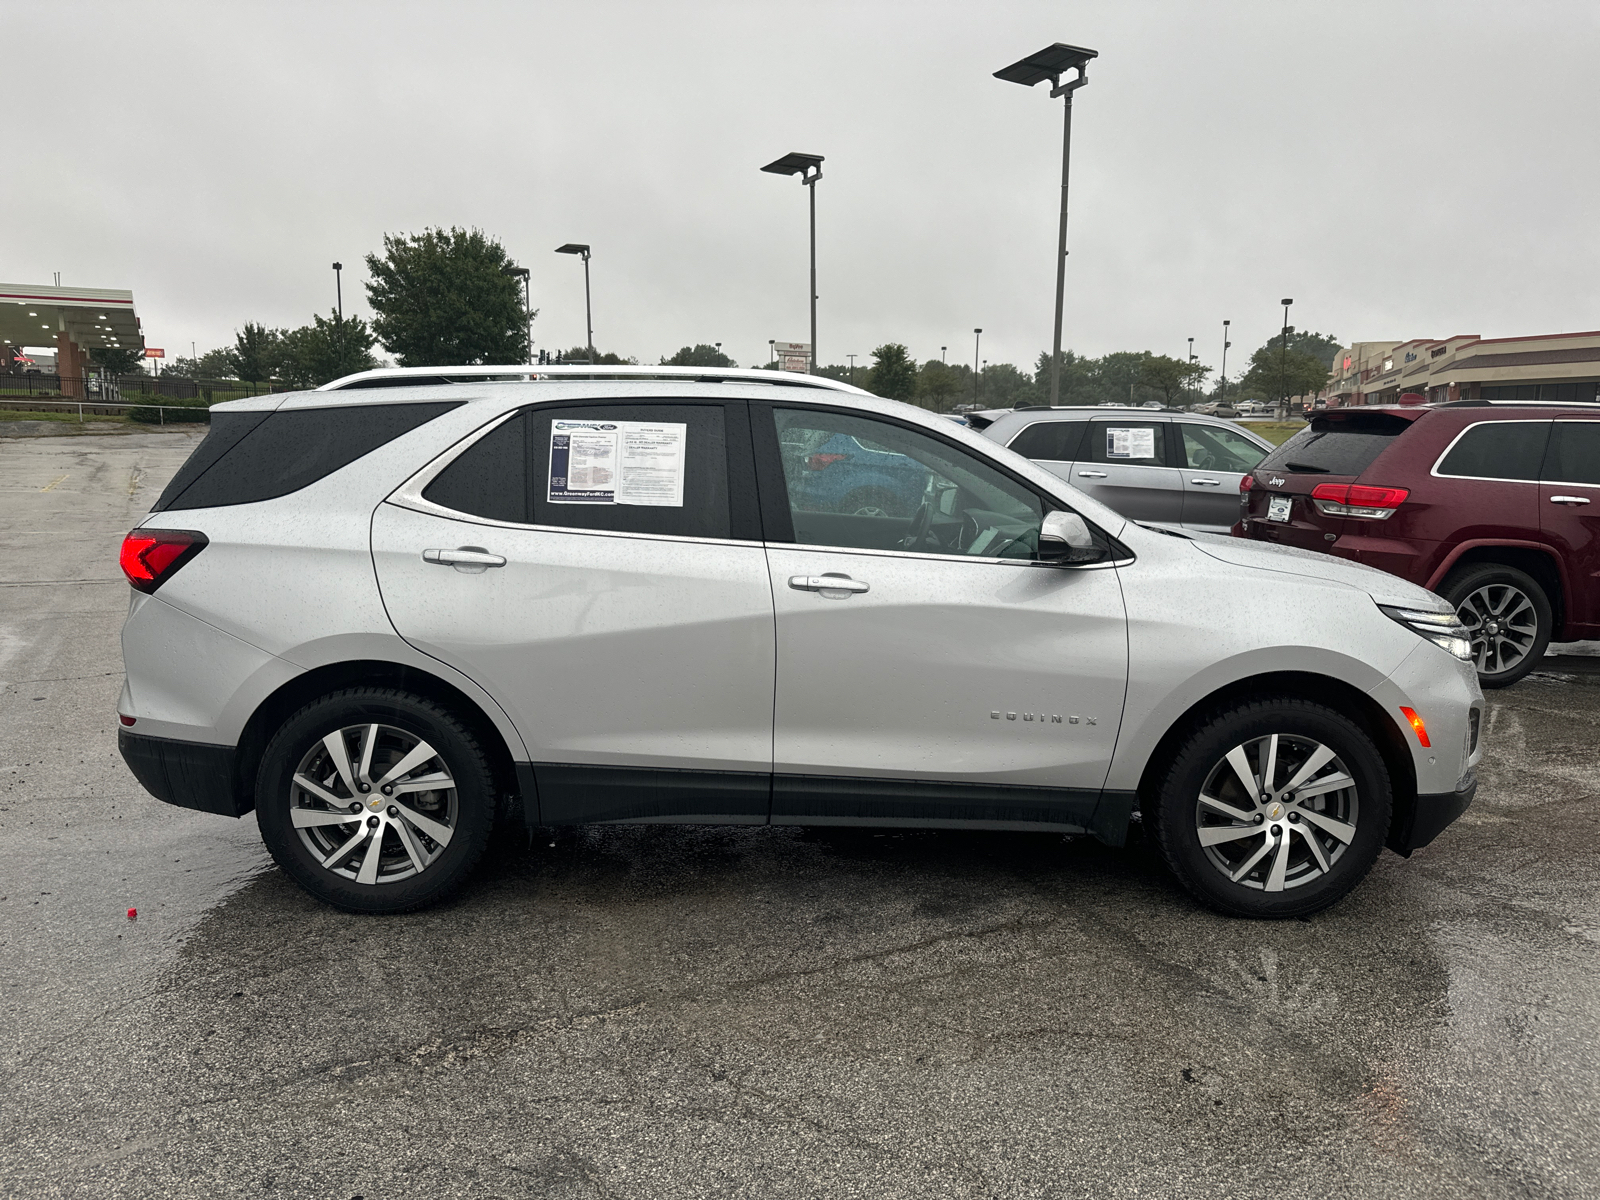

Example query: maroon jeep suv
[1236,401,1600,687]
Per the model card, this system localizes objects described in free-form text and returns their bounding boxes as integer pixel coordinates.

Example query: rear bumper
[1390,770,1475,856]
[118,728,247,818]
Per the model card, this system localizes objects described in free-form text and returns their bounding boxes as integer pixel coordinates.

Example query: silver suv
[117,367,1483,918]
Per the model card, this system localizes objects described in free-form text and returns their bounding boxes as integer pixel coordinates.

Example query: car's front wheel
[1150,698,1392,918]
[256,688,496,913]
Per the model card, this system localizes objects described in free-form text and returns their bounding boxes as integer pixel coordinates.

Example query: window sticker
[1106,427,1156,460]
[548,420,687,506]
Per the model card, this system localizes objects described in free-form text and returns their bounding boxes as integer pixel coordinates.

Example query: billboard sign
[144,347,165,358]
[774,341,811,372]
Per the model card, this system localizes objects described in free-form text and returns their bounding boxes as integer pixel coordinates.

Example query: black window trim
[748,399,1130,568]
[1429,418,1552,485]
[388,396,763,545]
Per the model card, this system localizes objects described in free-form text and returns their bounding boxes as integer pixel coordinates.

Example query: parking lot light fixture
[555,244,594,362]
[972,328,983,405]
[1280,298,1294,417]
[501,265,532,359]
[995,42,1098,410]
[1220,319,1231,403]
[761,152,825,373]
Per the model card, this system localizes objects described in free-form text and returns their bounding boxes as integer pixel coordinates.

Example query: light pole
[1279,298,1294,417]
[760,152,824,373]
[332,262,343,320]
[847,353,857,386]
[555,244,593,362]
[1220,319,1231,404]
[995,42,1098,410]
[1187,336,1195,409]
[972,328,983,405]
[501,265,531,359]
[768,339,775,365]
[940,346,947,364]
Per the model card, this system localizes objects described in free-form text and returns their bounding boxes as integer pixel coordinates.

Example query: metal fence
[0,395,217,425]
[0,372,289,402]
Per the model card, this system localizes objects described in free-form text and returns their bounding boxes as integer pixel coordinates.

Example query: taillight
[119,529,208,594]
[1239,474,1254,493]
[805,452,849,471]
[1310,483,1409,519]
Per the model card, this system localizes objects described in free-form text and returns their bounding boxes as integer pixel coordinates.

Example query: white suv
[117,367,1483,918]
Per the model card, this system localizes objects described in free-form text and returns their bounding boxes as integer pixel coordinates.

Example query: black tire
[1438,563,1552,688]
[1150,698,1392,919]
[256,688,496,914]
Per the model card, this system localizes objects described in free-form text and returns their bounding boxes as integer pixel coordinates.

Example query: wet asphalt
[2,430,1598,1200]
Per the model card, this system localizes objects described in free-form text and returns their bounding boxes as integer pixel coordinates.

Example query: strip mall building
[1320,330,1600,407]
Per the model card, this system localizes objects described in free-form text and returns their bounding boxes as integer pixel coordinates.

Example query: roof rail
[317,364,871,395]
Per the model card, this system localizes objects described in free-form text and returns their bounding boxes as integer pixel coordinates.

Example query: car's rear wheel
[1439,564,1552,688]
[1150,698,1392,919]
[256,689,496,913]
[840,486,910,519]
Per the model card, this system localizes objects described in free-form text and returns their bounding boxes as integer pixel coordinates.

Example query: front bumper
[119,729,247,817]
[1389,769,1476,856]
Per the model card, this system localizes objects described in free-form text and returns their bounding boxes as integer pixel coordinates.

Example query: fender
[1424,537,1568,596]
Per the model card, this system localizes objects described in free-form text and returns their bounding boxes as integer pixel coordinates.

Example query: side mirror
[1038,511,1105,564]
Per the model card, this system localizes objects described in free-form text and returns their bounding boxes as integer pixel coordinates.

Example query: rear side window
[1007,420,1086,462]
[423,411,530,522]
[1436,421,1549,481]
[1542,421,1600,486]
[424,403,733,540]
[1086,422,1167,466]
[154,402,461,512]
[1259,412,1411,476]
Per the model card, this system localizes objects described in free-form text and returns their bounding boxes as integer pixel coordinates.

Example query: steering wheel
[900,499,934,552]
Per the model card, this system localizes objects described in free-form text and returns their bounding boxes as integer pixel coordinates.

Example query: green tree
[555,346,633,365]
[89,346,146,375]
[976,362,1039,410]
[915,360,959,411]
[1289,330,1343,370]
[233,322,281,386]
[1238,342,1331,404]
[661,344,736,368]
[278,311,380,389]
[1137,354,1211,407]
[364,226,530,366]
[866,343,916,401]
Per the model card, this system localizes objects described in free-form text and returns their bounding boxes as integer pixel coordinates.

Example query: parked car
[971,406,1274,533]
[118,366,1481,920]
[1195,401,1241,418]
[1237,400,1600,686]
[780,428,930,517]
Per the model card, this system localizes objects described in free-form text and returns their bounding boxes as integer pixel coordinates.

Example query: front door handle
[788,573,869,596]
[1549,495,1592,506]
[1190,477,1221,486]
[423,547,507,572]
[1077,470,1108,479]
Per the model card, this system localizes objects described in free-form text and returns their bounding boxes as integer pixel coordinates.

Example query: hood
[1184,532,1450,612]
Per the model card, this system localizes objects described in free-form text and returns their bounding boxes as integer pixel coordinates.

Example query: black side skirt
[524,762,1136,846]
[119,729,246,818]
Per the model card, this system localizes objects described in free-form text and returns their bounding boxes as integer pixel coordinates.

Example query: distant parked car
[974,406,1273,533]
[1195,401,1241,418]
[781,428,930,518]
[1238,400,1600,686]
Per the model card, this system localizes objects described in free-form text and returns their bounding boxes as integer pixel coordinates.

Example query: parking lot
[3,428,1598,1199]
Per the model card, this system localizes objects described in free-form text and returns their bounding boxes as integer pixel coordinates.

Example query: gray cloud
[8,0,1597,374]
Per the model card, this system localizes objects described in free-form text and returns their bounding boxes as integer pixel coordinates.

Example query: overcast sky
[9,1,1598,374]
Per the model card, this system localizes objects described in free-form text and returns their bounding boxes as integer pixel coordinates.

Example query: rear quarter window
[1258,411,1413,476]
[154,402,461,511]
[1435,420,1550,482]
[1006,420,1087,461]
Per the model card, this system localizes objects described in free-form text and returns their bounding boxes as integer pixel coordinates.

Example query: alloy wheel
[1455,583,1538,676]
[289,723,457,886]
[1194,733,1359,892]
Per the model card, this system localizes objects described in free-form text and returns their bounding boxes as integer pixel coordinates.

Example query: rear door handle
[788,573,869,596]
[1077,470,1108,479]
[1190,477,1221,486]
[423,547,507,570]
[1549,495,1591,505]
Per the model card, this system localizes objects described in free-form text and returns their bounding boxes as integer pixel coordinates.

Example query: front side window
[1180,423,1268,473]
[772,408,1043,558]
[1436,421,1549,482]
[1542,421,1600,486]
[423,403,731,538]
[1086,421,1167,467]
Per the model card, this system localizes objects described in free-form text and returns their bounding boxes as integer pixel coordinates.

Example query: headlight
[1380,605,1473,661]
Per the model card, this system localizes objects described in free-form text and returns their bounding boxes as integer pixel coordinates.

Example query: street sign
[144,348,165,358]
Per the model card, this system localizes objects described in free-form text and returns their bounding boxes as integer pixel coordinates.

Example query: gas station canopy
[0,282,143,354]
